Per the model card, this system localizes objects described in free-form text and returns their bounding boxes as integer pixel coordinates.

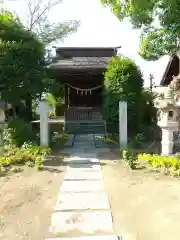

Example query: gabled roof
[49,47,119,72]
[49,56,111,70]
[160,55,179,86]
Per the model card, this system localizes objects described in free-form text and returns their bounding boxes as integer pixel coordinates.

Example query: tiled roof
[49,57,112,70]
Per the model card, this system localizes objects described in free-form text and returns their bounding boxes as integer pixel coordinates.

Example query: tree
[103,56,144,135]
[0,12,54,120]
[101,0,180,60]
[12,0,79,45]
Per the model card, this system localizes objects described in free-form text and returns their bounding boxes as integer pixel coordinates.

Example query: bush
[7,118,36,146]
[120,147,138,169]
[138,153,180,176]
[130,133,145,148]
[0,141,51,170]
[50,132,69,148]
[103,56,144,135]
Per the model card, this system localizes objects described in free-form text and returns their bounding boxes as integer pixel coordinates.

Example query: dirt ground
[100,151,180,240]
[0,154,65,240]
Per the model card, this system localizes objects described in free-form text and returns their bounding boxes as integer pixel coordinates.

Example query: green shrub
[103,56,144,134]
[0,142,51,170]
[120,147,137,169]
[51,132,69,147]
[7,118,36,146]
[130,133,145,148]
[2,128,15,147]
[138,154,180,176]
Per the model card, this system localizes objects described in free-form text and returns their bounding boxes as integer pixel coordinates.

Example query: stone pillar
[36,100,52,147]
[161,128,174,155]
[0,109,5,146]
[119,101,127,148]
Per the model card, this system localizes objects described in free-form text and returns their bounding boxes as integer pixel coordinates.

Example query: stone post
[0,109,5,146]
[36,100,52,147]
[161,128,174,155]
[119,101,127,148]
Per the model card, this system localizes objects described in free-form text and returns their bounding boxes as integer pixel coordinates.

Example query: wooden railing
[65,107,103,121]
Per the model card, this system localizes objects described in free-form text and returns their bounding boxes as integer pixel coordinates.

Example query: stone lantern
[155,75,180,155]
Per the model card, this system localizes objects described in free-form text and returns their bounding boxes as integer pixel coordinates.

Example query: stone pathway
[47,135,119,240]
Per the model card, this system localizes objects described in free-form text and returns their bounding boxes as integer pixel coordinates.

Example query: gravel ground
[100,151,180,240]
[0,154,65,240]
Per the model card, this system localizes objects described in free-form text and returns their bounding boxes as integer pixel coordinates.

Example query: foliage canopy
[101,0,180,60]
[0,12,54,112]
[2,0,79,45]
[103,56,144,134]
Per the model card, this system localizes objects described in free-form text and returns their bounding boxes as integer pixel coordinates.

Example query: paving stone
[50,211,114,235]
[64,156,99,164]
[62,149,86,154]
[66,163,101,172]
[65,152,97,158]
[64,135,75,147]
[85,148,111,153]
[64,170,103,180]
[47,236,119,240]
[60,180,104,193]
[75,134,94,141]
[55,192,110,211]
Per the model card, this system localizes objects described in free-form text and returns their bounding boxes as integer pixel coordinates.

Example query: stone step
[60,180,104,193]
[54,192,110,211]
[47,236,119,240]
[64,170,103,180]
[49,211,114,237]
[65,153,97,158]
[63,134,75,147]
[64,156,99,164]
[66,163,101,172]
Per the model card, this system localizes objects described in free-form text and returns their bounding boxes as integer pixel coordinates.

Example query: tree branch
[25,0,62,30]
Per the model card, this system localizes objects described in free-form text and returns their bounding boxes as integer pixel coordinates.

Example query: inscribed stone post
[119,101,127,148]
[0,109,5,146]
[36,100,52,147]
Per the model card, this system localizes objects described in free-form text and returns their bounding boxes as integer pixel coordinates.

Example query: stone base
[161,141,174,155]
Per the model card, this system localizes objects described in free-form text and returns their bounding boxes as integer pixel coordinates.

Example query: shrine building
[49,47,118,134]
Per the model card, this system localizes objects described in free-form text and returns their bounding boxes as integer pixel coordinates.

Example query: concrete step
[54,192,110,211]
[64,170,103,181]
[60,180,104,193]
[47,236,120,240]
[63,156,99,164]
[49,211,114,237]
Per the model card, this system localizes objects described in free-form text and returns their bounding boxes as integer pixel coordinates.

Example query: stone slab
[47,236,119,240]
[74,141,95,146]
[85,148,110,153]
[64,170,103,180]
[55,192,110,211]
[64,135,75,147]
[60,180,104,193]
[65,152,97,158]
[64,156,99,164]
[75,134,94,141]
[50,211,114,235]
[66,163,101,172]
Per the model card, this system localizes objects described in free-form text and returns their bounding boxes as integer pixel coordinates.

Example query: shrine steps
[64,120,107,135]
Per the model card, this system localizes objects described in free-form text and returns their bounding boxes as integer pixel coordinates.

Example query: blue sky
[6,0,169,86]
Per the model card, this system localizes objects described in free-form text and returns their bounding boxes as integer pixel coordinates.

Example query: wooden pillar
[65,84,69,108]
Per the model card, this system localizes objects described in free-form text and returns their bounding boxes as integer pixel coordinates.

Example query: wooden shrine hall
[49,47,118,134]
